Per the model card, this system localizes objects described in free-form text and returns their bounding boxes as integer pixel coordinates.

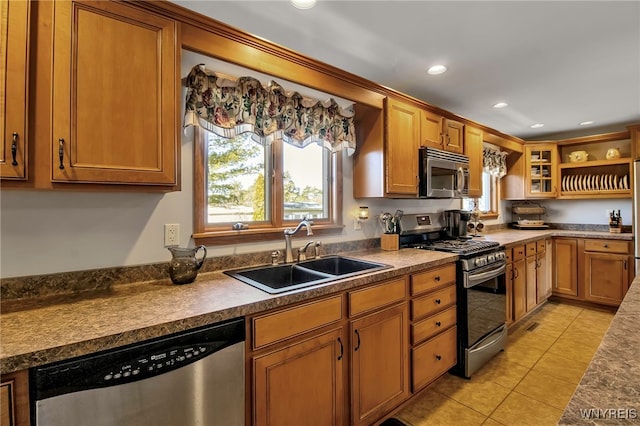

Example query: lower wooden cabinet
[553,238,579,297]
[512,257,527,321]
[584,252,630,306]
[350,303,409,425]
[0,370,29,426]
[253,328,346,426]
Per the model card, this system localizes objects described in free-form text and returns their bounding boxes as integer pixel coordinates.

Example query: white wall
[0,124,459,278]
[529,199,633,226]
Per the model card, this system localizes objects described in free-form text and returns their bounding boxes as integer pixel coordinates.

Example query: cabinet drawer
[411,285,456,320]
[512,245,525,261]
[536,240,546,253]
[253,295,343,349]
[412,326,457,391]
[411,306,456,345]
[526,242,537,256]
[584,239,629,254]
[504,247,513,263]
[411,264,456,296]
[349,277,406,317]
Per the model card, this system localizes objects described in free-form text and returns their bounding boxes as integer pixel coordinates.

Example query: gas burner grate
[420,239,500,255]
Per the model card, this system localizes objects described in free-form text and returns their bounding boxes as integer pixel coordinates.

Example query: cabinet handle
[58,138,65,170]
[435,355,442,361]
[513,267,519,279]
[337,337,344,360]
[603,244,609,248]
[435,276,440,282]
[624,260,627,270]
[11,132,18,166]
[354,329,361,352]
[435,299,441,305]
[435,321,441,327]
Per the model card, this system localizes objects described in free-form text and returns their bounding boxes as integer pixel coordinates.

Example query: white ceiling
[173,1,640,140]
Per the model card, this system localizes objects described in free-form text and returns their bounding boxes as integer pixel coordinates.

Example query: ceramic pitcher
[168,245,207,284]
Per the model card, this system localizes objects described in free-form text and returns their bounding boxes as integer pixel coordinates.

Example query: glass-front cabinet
[524,144,558,198]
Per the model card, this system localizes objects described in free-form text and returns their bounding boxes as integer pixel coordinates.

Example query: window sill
[479,212,500,220]
[193,224,345,246]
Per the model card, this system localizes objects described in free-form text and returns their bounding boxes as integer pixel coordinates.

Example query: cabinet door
[51,1,177,185]
[420,109,442,148]
[525,255,538,312]
[465,125,483,197]
[0,370,29,426]
[253,328,346,426]
[512,259,526,321]
[536,251,550,304]
[385,98,419,195]
[0,0,29,180]
[443,119,464,153]
[584,252,630,306]
[351,303,409,425]
[525,145,558,198]
[553,238,579,297]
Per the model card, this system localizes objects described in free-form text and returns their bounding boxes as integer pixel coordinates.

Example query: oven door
[464,262,507,347]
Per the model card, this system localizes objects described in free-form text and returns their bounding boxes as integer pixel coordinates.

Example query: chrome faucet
[284,218,314,263]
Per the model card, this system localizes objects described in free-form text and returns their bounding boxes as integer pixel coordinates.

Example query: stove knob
[487,254,495,262]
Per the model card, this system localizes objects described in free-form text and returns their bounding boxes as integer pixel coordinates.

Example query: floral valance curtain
[184,64,356,155]
[483,147,508,178]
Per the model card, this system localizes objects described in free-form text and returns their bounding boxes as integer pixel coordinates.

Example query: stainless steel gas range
[399,213,507,378]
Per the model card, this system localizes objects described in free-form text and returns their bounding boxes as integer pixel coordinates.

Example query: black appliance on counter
[398,213,507,378]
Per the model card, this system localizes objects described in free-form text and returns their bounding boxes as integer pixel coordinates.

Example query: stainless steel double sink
[224,255,391,294]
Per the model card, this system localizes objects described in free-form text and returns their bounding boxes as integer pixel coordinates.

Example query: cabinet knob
[435,321,441,327]
[434,276,440,282]
[435,299,441,304]
[603,244,609,248]
[435,355,442,361]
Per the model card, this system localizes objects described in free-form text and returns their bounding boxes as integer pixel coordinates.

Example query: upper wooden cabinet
[420,110,464,154]
[464,125,483,198]
[385,98,420,196]
[0,0,29,180]
[50,1,177,186]
[503,144,558,199]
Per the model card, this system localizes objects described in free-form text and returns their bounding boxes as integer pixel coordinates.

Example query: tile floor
[392,302,615,426]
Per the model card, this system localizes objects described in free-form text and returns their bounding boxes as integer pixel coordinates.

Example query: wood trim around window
[193,128,344,245]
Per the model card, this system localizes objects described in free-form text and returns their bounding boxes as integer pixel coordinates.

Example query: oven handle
[464,263,506,288]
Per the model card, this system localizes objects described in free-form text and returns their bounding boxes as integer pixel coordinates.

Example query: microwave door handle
[457,167,466,192]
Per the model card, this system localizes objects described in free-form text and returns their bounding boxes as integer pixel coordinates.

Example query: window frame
[193,128,344,246]
[479,172,500,219]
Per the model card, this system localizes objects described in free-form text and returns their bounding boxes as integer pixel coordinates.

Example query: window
[193,129,342,245]
[463,171,500,218]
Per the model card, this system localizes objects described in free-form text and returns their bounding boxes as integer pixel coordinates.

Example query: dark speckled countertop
[0,229,633,375]
[559,277,640,425]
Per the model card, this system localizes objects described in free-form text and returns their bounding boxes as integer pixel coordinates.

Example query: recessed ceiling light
[290,0,316,9]
[579,121,594,126]
[530,123,545,129]
[427,65,447,75]
[493,102,508,109]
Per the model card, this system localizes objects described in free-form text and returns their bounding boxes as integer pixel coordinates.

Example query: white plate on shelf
[568,175,573,192]
[586,175,591,191]
[613,176,619,190]
[623,175,628,189]
[609,174,615,190]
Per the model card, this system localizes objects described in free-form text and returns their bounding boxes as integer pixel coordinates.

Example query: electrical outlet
[353,218,362,231]
[164,224,180,246]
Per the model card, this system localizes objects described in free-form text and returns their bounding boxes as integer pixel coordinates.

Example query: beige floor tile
[503,338,547,369]
[482,418,505,426]
[513,369,579,410]
[490,392,564,426]
[547,336,599,364]
[508,329,558,352]
[431,372,511,416]
[395,389,487,426]
[554,329,603,352]
[531,352,590,384]
[472,352,531,390]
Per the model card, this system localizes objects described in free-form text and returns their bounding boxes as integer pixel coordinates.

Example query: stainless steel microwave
[418,147,470,198]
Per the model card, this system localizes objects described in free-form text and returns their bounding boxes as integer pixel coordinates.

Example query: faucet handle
[270,250,281,265]
[314,241,322,259]
[297,248,307,262]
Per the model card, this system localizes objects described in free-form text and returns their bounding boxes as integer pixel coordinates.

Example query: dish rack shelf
[511,202,548,229]
[558,158,632,199]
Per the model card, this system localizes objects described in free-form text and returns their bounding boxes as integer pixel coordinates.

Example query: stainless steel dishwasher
[31,318,245,426]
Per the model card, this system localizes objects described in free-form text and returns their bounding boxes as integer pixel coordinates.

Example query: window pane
[282,142,328,220]
[206,132,268,224]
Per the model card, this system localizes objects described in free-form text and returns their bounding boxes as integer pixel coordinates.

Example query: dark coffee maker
[443,209,471,239]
